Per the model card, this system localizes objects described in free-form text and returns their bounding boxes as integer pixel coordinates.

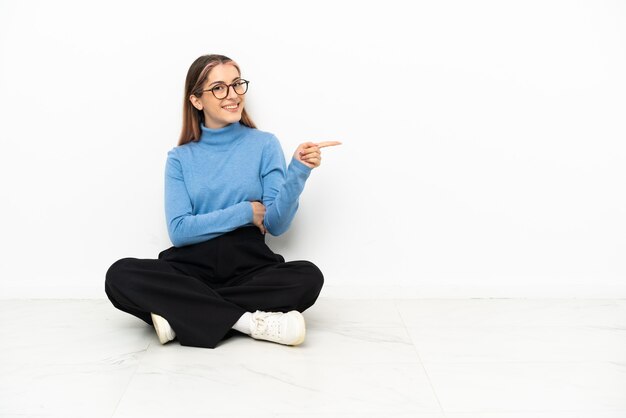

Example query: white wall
[1,0,624,298]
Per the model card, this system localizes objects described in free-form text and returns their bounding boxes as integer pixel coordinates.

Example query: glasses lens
[233,80,248,95]
[212,84,228,99]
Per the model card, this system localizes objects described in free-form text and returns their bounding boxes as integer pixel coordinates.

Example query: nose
[227,84,239,99]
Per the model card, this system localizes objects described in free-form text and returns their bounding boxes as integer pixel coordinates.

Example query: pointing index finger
[316,141,343,149]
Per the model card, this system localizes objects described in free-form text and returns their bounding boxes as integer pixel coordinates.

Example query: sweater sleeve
[164,149,254,247]
[261,135,312,236]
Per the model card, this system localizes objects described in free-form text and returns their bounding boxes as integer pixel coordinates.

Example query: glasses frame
[201,79,250,99]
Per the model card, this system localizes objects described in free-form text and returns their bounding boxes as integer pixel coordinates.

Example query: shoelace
[253,312,283,338]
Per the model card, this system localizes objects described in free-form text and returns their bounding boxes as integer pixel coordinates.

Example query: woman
[105,54,340,349]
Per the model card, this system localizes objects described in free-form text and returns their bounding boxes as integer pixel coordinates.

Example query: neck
[199,121,245,146]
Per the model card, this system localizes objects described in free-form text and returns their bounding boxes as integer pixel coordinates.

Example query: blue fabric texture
[164,121,312,247]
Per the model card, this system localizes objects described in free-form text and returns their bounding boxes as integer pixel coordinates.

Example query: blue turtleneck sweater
[164,121,312,247]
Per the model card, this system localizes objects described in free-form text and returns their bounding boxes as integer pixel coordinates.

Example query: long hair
[178,54,256,146]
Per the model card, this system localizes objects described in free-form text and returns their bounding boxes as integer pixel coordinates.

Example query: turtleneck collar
[199,121,246,146]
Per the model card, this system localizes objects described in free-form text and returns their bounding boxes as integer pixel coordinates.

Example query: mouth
[222,103,240,112]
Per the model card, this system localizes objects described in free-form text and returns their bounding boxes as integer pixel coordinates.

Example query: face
[190,63,246,129]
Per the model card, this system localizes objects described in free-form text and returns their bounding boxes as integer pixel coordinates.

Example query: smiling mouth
[222,103,240,111]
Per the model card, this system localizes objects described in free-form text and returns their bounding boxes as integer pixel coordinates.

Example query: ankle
[232,311,253,335]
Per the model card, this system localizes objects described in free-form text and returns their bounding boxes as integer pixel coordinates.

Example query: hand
[250,201,266,235]
[294,141,342,169]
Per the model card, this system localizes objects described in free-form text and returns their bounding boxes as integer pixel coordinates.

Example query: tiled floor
[1,298,625,417]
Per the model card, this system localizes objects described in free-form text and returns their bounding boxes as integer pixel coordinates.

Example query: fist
[250,201,266,235]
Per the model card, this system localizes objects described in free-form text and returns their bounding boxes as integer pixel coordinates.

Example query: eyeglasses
[201,79,250,99]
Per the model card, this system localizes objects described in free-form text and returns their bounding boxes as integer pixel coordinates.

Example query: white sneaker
[250,310,306,346]
[151,312,176,344]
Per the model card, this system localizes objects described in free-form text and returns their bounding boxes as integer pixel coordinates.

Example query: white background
[1,0,624,298]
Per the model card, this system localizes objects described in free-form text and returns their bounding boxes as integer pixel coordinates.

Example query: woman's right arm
[164,150,254,247]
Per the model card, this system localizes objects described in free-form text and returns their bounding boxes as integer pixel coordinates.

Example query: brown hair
[178,54,257,146]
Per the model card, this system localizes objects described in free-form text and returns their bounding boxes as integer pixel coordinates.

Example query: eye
[213,84,227,92]
[234,80,245,87]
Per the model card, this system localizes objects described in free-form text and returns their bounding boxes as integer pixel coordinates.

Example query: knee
[291,261,324,311]
[105,257,134,289]
[298,261,324,294]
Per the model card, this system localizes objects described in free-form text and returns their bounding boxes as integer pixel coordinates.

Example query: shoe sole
[151,312,174,344]
[289,310,306,346]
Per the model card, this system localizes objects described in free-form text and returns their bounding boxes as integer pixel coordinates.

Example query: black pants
[104,226,324,349]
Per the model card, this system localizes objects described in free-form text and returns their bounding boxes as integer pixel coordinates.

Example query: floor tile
[113,350,441,416]
[0,360,139,417]
[405,325,626,363]
[424,361,626,413]
[215,325,421,363]
[2,298,624,417]
[395,299,626,328]
[444,413,626,418]
[305,298,405,329]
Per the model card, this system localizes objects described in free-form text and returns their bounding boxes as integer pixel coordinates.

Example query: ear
[189,94,203,110]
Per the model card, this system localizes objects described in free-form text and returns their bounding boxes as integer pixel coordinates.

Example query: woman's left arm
[261,136,341,236]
